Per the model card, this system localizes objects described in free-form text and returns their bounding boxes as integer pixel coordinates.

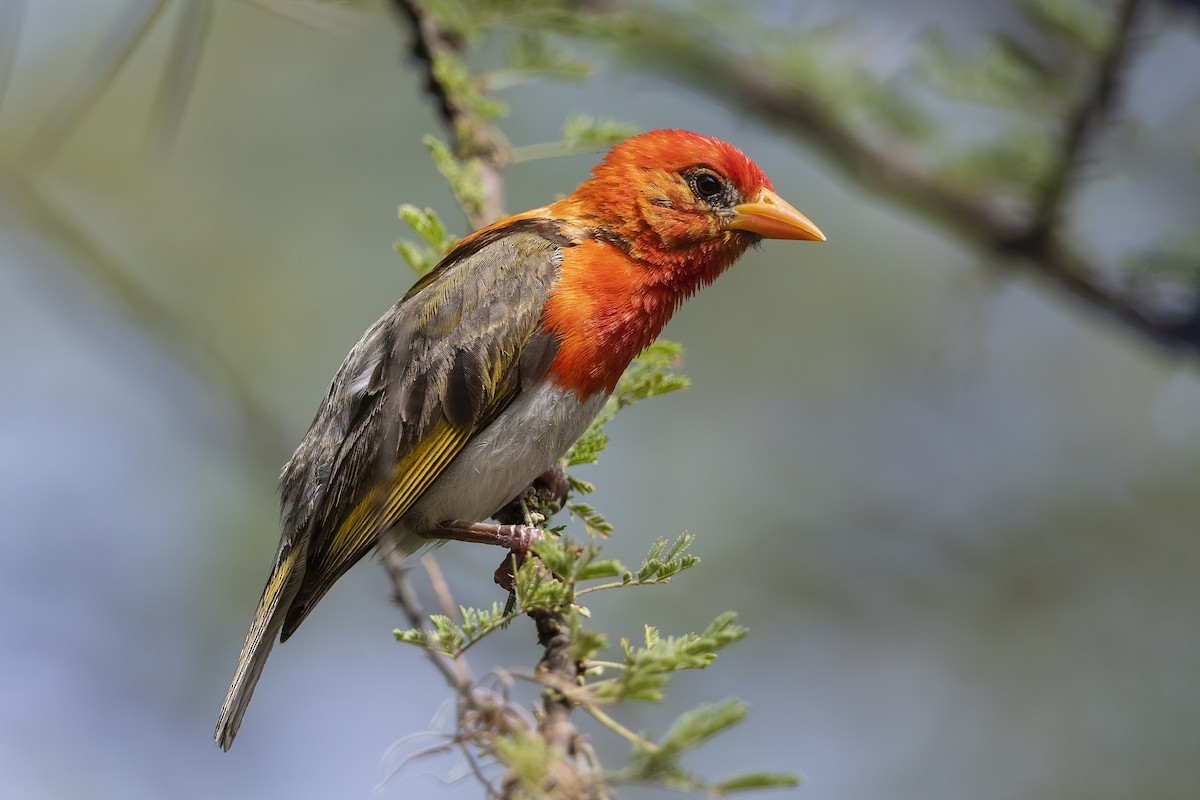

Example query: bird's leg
[493,498,542,596]
[488,471,560,592]
[421,520,544,593]
[469,465,572,593]
[423,519,546,551]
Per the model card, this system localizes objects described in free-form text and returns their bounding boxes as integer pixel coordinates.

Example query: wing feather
[276,224,568,639]
[217,217,575,748]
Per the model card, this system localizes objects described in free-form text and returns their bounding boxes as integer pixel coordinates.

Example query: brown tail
[214,546,304,750]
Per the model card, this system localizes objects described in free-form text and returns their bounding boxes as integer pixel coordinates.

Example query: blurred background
[2,0,1199,798]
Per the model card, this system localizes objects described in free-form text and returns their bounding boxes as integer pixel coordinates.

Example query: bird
[214,128,824,749]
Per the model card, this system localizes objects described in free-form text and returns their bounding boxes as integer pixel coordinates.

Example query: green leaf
[593,612,747,704]
[458,600,512,644]
[430,52,506,120]
[530,535,578,579]
[713,771,804,793]
[570,615,609,663]
[613,340,690,406]
[657,699,748,756]
[504,31,591,82]
[530,536,627,586]
[566,501,614,538]
[756,27,932,141]
[392,600,514,657]
[633,533,699,585]
[564,423,609,468]
[513,550,572,612]
[643,624,660,650]
[563,340,688,468]
[429,613,466,654]
[567,475,594,495]
[492,728,550,789]
[419,0,476,39]
[398,204,454,249]
[576,557,624,582]
[511,113,640,164]
[424,134,486,222]
[395,204,458,276]
[393,627,427,646]
[560,113,639,151]
[938,127,1055,197]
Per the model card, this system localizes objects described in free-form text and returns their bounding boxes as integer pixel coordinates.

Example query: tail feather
[214,546,305,750]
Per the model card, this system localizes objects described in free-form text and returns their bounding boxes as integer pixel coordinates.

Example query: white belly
[393,382,608,547]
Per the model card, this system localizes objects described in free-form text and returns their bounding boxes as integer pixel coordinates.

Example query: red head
[542,130,825,397]
[553,129,823,285]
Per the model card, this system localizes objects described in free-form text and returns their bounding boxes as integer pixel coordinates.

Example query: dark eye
[691,170,725,202]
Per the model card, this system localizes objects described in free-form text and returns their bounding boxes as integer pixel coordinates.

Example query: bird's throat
[541,237,738,398]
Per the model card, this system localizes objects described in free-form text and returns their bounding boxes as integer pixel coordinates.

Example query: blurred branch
[389,4,601,792]
[3,175,294,466]
[492,514,604,797]
[383,548,471,693]
[146,0,213,154]
[572,0,1200,354]
[0,0,24,120]
[383,550,521,797]
[24,0,170,169]
[1033,0,1143,238]
[391,0,510,227]
[4,0,292,470]
[633,29,1021,243]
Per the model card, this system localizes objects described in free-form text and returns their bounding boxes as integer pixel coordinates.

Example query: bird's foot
[493,550,528,593]
[492,465,571,527]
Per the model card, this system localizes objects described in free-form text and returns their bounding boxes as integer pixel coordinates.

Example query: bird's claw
[493,550,527,592]
[535,464,570,509]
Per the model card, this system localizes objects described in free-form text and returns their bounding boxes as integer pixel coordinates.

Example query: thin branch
[1032,0,1144,236]
[530,608,580,757]
[508,667,654,753]
[0,0,24,122]
[391,0,509,228]
[423,554,461,622]
[591,15,1021,247]
[382,544,469,691]
[490,499,598,794]
[384,10,598,785]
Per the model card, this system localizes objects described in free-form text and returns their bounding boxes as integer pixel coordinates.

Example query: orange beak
[728,188,826,242]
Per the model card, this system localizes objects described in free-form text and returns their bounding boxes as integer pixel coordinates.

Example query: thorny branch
[490,501,604,797]
[390,4,596,795]
[531,609,579,760]
[384,552,538,798]
[383,548,607,799]
[391,0,510,228]
[383,549,470,693]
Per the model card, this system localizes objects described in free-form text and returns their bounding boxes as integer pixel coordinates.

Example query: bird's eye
[690,170,726,203]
